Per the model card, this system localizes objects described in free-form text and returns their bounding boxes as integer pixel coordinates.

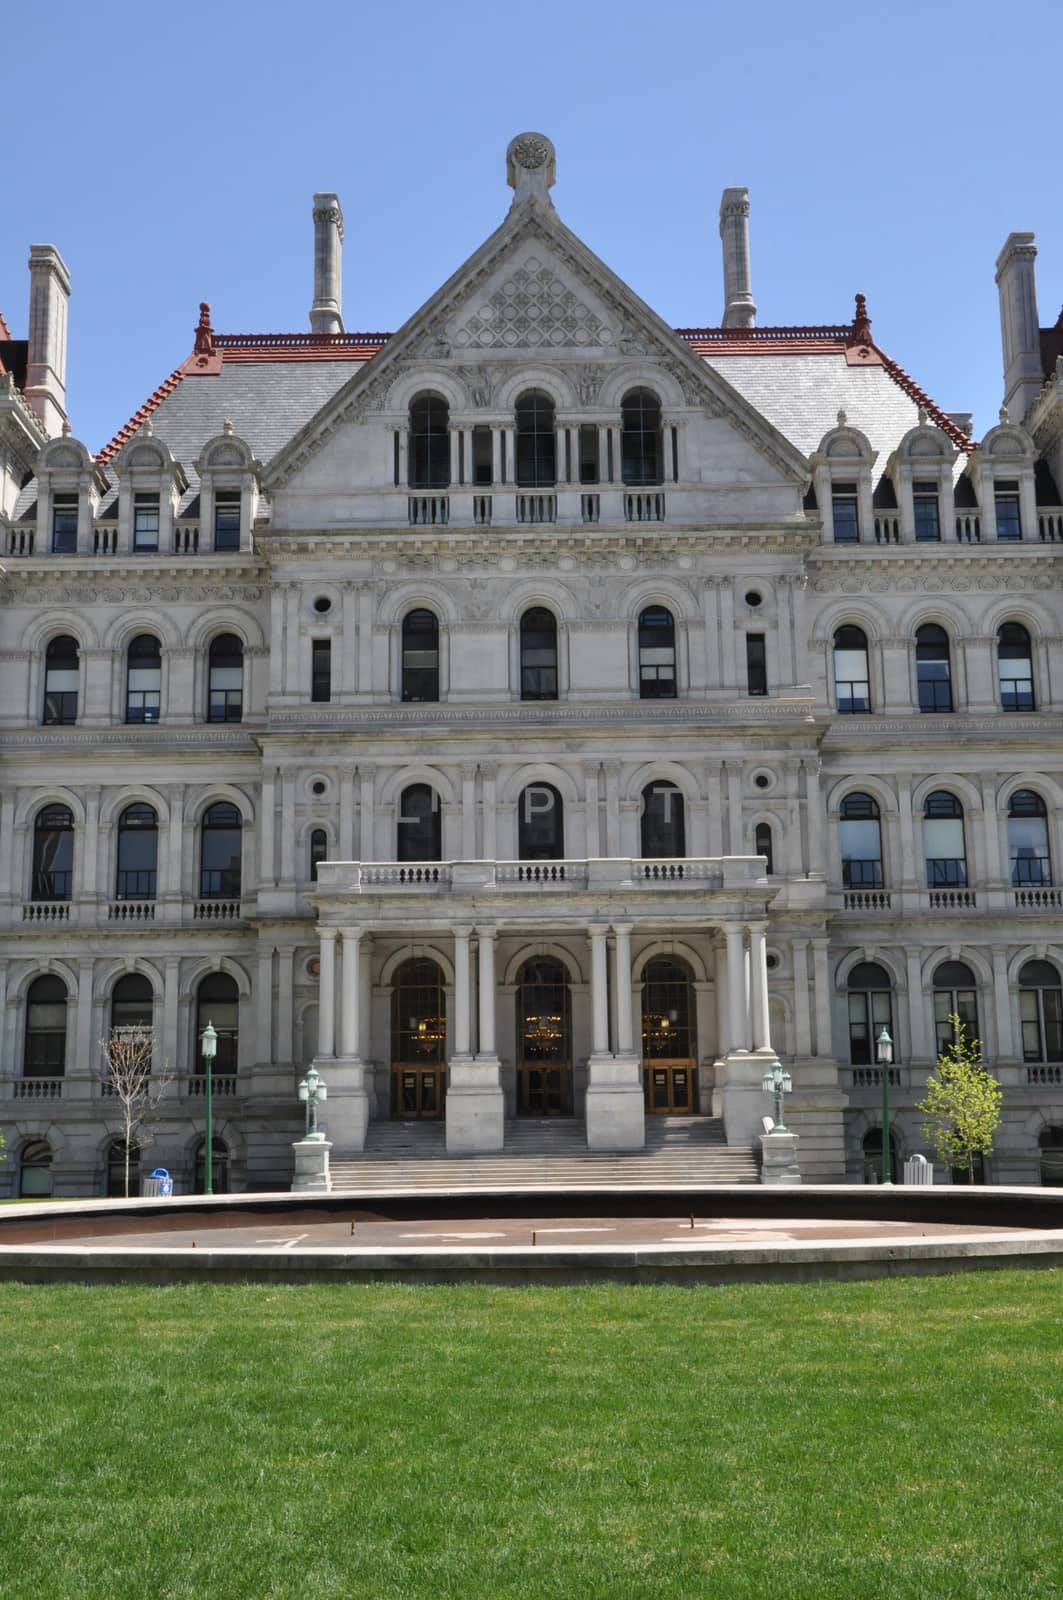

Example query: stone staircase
[329,1115,760,1192]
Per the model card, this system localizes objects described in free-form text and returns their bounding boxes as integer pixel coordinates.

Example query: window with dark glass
[213,489,241,551]
[43,635,79,725]
[200,801,242,898]
[847,961,893,1065]
[471,426,493,486]
[932,960,979,1056]
[126,634,161,723]
[620,389,662,486]
[1008,790,1052,886]
[642,957,695,1061]
[397,784,442,863]
[641,782,685,858]
[208,634,244,722]
[195,973,239,1074]
[998,622,1034,710]
[107,1138,141,1198]
[391,959,446,1066]
[518,783,564,860]
[133,492,160,552]
[515,391,556,487]
[916,624,952,712]
[24,975,67,1077]
[401,609,439,702]
[638,607,676,699]
[1019,960,1063,1062]
[833,625,870,713]
[1039,1126,1063,1187]
[862,1127,899,1185]
[839,793,882,888]
[32,804,73,901]
[311,638,331,704]
[831,482,860,543]
[755,821,775,874]
[408,393,450,490]
[116,803,158,899]
[578,424,600,484]
[994,480,1022,540]
[923,791,967,887]
[309,829,327,882]
[913,480,941,542]
[19,1140,53,1198]
[520,608,558,701]
[746,633,768,696]
[194,1137,230,1193]
[51,493,78,554]
[110,973,153,1037]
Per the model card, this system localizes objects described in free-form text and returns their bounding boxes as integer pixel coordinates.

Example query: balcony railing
[1011,886,1063,911]
[843,888,891,911]
[409,495,449,527]
[185,1075,238,1099]
[928,887,977,910]
[9,1077,64,1100]
[107,900,156,922]
[1027,1064,1063,1085]
[315,856,754,896]
[192,899,243,921]
[844,1066,904,1090]
[22,902,70,923]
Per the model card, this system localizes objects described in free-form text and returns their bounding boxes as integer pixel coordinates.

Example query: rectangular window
[311,639,331,703]
[472,426,493,486]
[213,490,240,552]
[578,425,600,485]
[995,481,1022,541]
[831,483,860,543]
[51,494,78,554]
[133,493,160,552]
[746,634,768,697]
[913,480,941,542]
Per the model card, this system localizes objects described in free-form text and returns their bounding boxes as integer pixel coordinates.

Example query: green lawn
[1,1273,1061,1599]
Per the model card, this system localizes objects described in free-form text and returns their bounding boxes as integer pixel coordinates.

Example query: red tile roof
[0,310,12,340]
[96,364,187,465]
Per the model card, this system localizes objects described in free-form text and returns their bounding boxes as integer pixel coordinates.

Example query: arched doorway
[390,957,446,1118]
[516,957,572,1116]
[641,956,697,1113]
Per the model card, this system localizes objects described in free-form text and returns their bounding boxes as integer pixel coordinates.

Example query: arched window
[408,393,450,490]
[390,957,446,1119]
[194,1136,229,1194]
[862,1127,899,1185]
[642,956,697,1113]
[1039,1125,1063,1187]
[932,960,979,1056]
[515,391,556,488]
[309,829,328,882]
[24,975,67,1077]
[518,783,564,860]
[32,804,74,901]
[110,973,153,1038]
[839,793,882,888]
[195,972,239,1074]
[638,607,676,699]
[401,609,439,703]
[126,634,162,724]
[1008,790,1052,887]
[621,389,662,486]
[641,782,685,858]
[520,608,558,701]
[516,956,573,1116]
[916,624,953,713]
[116,803,158,900]
[755,821,775,875]
[923,791,967,887]
[998,622,1035,711]
[207,634,244,723]
[833,625,870,714]
[107,1138,141,1198]
[1019,960,1063,1063]
[397,784,442,863]
[19,1140,53,1198]
[43,635,79,725]
[847,961,893,1065]
[200,802,243,899]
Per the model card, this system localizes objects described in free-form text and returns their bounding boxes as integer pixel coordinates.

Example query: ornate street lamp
[298,1064,328,1140]
[199,1020,217,1196]
[877,1025,894,1186]
[761,1057,793,1133]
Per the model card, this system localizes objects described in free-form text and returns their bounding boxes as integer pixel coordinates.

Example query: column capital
[746,918,769,937]
[474,924,497,940]
[319,927,339,944]
[452,923,474,939]
[611,922,633,937]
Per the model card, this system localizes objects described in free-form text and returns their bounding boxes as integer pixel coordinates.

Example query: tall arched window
[195,972,239,1074]
[116,803,158,900]
[401,609,439,703]
[923,791,967,887]
[932,960,979,1055]
[390,957,446,1119]
[397,784,442,863]
[518,783,564,860]
[200,802,243,899]
[833,625,870,714]
[839,793,882,888]
[1039,1126,1063,1187]
[641,782,685,858]
[110,974,153,1037]
[24,975,67,1077]
[515,391,556,488]
[638,607,676,699]
[408,393,450,490]
[309,829,328,882]
[19,1140,53,1198]
[1008,790,1052,886]
[43,636,79,725]
[520,608,558,700]
[194,1137,230,1194]
[642,956,697,1113]
[847,961,893,1065]
[1019,960,1063,1063]
[126,634,162,723]
[516,956,572,1116]
[997,622,1035,711]
[916,624,953,713]
[754,821,775,874]
[207,634,244,723]
[621,389,662,486]
[32,804,74,901]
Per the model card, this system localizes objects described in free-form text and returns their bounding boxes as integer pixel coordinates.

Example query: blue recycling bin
[143,1167,173,1198]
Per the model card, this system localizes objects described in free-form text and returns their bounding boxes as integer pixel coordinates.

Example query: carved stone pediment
[450,252,620,354]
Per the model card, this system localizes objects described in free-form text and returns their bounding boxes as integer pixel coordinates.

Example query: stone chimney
[310,194,344,335]
[719,188,756,329]
[996,231,1042,422]
[24,244,71,437]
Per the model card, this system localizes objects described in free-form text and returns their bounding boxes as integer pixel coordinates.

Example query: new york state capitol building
[3,133,1063,1196]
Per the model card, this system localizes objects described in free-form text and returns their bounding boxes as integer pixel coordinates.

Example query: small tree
[99,1028,174,1197]
[916,1015,1003,1184]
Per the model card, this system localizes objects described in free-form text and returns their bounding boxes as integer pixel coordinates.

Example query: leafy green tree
[916,1016,1003,1183]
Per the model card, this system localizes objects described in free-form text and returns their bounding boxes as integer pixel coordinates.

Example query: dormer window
[133,492,160,552]
[831,482,860,543]
[913,481,941,542]
[995,480,1022,541]
[213,490,241,551]
[51,494,78,554]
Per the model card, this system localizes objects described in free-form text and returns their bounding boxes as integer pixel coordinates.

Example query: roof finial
[999,404,1010,425]
[61,417,71,436]
[506,133,557,210]
[143,417,154,437]
[850,292,873,346]
[917,406,928,425]
[194,301,215,356]
[836,409,847,428]
[223,417,234,435]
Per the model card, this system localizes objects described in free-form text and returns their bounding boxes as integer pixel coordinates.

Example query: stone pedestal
[585,1054,645,1150]
[446,1057,504,1153]
[291,1136,332,1192]
[713,1049,779,1146]
[319,1057,370,1154]
[760,1131,801,1185]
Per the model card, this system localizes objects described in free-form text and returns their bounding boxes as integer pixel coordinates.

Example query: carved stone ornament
[453,256,613,351]
[456,366,496,407]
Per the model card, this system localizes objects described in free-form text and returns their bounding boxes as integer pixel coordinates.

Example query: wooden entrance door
[391,1065,444,1119]
[516,956,573,1116]
[390,957,446,1120]
[644,1061,695,1113]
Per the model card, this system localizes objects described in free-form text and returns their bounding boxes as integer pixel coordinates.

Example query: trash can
[141,1167,174,1198]
[903,1154,933,1186]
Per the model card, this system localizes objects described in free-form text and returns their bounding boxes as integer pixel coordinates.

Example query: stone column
[791,939,813,1057]
[589,926,610,1057]
[811,938,832,1058]
[725,924,747,1053]
[257,949,274,1064]
[317,930,337,1058]
[340,928,360,1057]
[906,947,930,1062]
[613,923,635,1055]
[992,947,1016,1061]
[260,769,277,888]
[586,924,644,1151]
[446,925,503,1153]
[712,921,772,1146]
[748,921,772,1052]
[452,926,472,1057]
[330,925,370,1152]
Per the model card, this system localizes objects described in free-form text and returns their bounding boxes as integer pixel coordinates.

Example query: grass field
[1,1272,1060,1599]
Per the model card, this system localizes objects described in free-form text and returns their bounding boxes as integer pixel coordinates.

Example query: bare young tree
[99,1028,174,1197]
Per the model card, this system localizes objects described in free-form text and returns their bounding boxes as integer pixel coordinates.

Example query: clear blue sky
[5,0,1060,453]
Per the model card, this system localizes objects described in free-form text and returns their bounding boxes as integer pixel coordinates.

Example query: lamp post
[199,1020,217,1196]
[877,1025,894,1186]
[298,1064,328,1140]
[761,1057,793,1132]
